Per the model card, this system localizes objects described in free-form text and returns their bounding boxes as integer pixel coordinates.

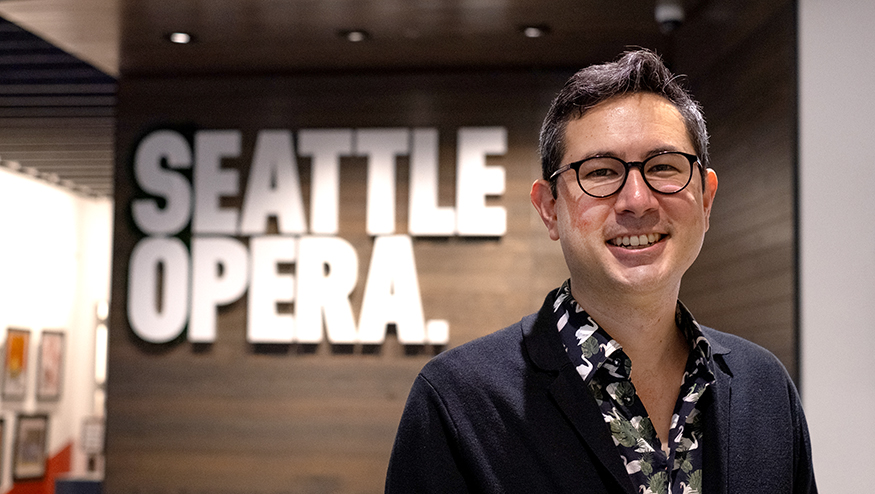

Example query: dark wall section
[677,1,798,379]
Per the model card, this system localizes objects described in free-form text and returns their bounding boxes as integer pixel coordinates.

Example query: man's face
[532,92,718,299]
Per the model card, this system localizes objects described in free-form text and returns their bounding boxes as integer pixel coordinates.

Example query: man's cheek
[568,211,596,235]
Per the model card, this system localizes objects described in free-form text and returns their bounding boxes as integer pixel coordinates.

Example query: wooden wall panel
[677,2,798,379]
[108,70,572,493]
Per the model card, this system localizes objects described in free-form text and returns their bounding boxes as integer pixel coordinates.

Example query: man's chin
[605,265,673,292]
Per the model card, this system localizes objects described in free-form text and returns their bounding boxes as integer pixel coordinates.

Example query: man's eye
[648,163,682,174]
[585,168,620,179]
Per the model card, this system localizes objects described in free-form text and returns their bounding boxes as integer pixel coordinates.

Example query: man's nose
[613,168,659,215]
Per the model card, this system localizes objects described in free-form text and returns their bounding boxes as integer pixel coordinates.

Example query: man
[385,49,816,494]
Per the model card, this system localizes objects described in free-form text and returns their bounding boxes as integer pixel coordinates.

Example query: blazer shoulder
[701,325,791,379]
[422,318,528,373]
[416,312,544,394]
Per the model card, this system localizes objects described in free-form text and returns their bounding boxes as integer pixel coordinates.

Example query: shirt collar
[675,298,714,367]
[553,280,715,383]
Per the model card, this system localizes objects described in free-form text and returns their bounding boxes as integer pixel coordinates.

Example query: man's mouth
[609,233,663,248]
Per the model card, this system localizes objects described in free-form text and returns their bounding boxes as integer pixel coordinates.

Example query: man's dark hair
[539,49,709,196]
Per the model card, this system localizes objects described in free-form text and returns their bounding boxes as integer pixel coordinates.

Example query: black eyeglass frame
[549,151,702,198]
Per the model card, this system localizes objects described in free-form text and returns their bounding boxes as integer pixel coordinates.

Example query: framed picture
[2,328,30,400]
[81,416,104,456]
[37,331,65,400]
[13,414,48,481]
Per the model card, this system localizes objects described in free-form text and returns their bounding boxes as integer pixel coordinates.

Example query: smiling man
[385,50,816,494]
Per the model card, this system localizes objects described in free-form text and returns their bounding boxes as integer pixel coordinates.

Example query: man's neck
[569,280,686,368]
[569,280,691,446]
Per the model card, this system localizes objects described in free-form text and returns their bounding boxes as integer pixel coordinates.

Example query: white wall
[799,1,875,490]
[0,166,112,486]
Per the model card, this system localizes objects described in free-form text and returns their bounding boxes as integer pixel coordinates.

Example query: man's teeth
[611,233,661,247]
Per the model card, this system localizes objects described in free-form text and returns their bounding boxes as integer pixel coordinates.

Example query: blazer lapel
[550,364,638,494]
[524,290,636,494]
[701,331,732,494]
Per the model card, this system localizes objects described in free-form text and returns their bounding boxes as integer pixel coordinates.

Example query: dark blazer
[386,289,817,493]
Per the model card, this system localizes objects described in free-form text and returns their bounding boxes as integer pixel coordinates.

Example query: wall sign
[126,126,507,346]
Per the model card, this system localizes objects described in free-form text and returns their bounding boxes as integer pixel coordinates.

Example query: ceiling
[117,0,701,76]
[0,0,787,197]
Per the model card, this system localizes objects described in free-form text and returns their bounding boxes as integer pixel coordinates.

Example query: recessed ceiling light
[655,1,685,34]
[167,32,193,44]
[521,25,550,38]
[340,29,370,42]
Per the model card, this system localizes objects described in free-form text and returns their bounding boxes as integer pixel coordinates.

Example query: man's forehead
[573,92,681,121]
[562,93,692,156]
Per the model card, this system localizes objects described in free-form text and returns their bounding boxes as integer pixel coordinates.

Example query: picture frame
[37,330,65,400]
[13,414,48,481]
[81,416,104,456]
[2,328,30,400]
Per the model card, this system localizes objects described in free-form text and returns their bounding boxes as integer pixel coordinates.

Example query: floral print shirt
[553,281,715,494]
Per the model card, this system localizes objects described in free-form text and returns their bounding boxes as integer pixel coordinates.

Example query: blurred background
[0,0,870,492]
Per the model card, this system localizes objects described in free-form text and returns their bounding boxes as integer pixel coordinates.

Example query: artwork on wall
[81,416,105,456]
[37,330,64,400]
[2,328,30,400]
[13,414,48,481]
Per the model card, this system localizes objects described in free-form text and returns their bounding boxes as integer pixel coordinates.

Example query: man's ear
[702,168,718,231]
[531,179,561,241]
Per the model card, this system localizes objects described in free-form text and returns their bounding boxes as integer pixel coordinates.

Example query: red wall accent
[6,442,72,494]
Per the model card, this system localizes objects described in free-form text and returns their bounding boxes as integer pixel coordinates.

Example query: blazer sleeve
[790,377,818,493]
[385,373,471,493]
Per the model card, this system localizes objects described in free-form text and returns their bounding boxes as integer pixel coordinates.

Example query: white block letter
[248,236,297,343]
[357,128,409,236]
[189,237,249,343]
[409,128,455,236]
[240,130,307,235]
[193,130,241,234]
[456,127,507,236]
[298,129,352,235]
[297,236,359,344]
[127,237,190,343]
[426,319,450,345]
[131,130,193,235]
[358,235,426,344]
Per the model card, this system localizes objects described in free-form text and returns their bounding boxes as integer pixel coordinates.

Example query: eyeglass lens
[576,152,693,197]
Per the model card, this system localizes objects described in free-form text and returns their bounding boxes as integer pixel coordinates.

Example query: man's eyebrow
[574,146,687,162]
[569,150,620,161]
[646,146,686,155]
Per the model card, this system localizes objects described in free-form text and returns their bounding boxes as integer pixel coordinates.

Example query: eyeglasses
[549,151,701,198]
